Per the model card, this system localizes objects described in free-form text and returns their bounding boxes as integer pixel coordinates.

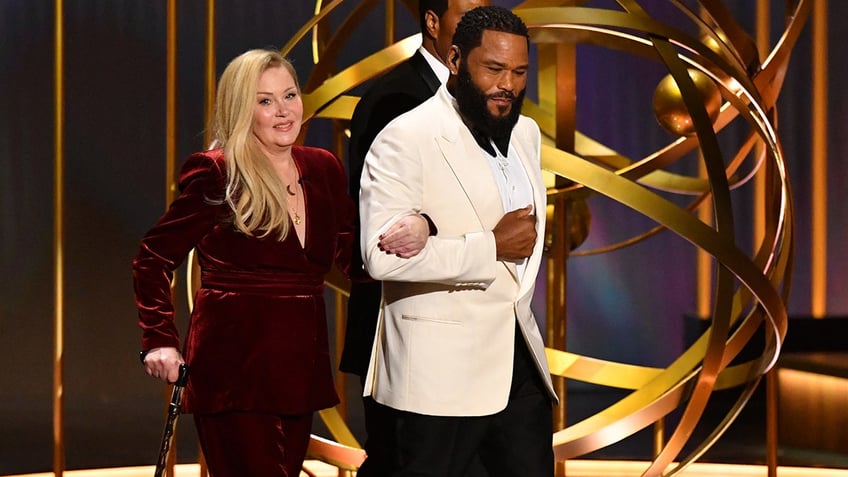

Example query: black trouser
[369,327,554,477]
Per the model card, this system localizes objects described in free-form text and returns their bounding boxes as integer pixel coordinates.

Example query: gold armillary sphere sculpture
[288,1,807,475]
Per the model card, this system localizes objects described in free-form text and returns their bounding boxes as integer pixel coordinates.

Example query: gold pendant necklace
[287,183,302,225]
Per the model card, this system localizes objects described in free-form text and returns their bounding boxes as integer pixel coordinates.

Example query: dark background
[1,0,846,473]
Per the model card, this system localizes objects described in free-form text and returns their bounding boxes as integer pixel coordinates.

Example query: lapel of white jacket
[433,86,504,231]
[510,116,545,299]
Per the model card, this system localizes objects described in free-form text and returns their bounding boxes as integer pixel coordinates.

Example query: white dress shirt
[419,46,450,85]
[484,141,534,282]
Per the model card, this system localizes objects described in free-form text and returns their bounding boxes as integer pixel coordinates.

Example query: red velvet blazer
[133,146,354,415]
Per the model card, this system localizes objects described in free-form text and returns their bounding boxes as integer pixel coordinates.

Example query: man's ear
[447,46,461,75]
[424,10,439,38]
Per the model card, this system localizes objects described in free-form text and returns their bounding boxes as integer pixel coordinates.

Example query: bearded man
[358,6,557,476]
[341,2,490,476]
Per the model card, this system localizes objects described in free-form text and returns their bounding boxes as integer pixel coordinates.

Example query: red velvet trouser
[193,411,312,477]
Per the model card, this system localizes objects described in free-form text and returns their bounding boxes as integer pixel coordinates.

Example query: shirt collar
[419,46,450,85]
[470,129,511,157]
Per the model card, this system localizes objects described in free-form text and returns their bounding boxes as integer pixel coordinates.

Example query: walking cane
[154,363,189,477]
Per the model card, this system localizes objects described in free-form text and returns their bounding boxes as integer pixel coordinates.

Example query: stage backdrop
[0,0,844,473]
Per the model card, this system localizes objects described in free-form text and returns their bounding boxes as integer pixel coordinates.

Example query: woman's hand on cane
[142,347,185,384]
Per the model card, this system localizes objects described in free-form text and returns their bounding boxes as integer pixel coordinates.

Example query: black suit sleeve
[348,93,429,200]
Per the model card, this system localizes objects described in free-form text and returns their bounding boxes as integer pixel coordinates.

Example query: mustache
[487,92,517,101]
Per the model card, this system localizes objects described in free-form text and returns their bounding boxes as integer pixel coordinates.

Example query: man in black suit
[340,1,488,475]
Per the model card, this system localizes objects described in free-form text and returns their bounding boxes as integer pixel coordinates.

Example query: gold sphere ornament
[652,69,722,137]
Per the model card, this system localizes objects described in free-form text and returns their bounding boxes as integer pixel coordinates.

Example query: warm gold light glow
[8,461,848,477]
[778,368,848,393]
[811,0,829,316]
[777,365,848,454]
[53,0,66,475]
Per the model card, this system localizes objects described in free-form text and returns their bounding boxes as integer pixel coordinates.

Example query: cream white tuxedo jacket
[359,85,556,417]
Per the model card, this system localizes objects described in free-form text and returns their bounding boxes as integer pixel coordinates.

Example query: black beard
[455,65,525,139]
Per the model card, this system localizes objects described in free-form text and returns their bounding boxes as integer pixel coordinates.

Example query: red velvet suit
[133,146,353,416]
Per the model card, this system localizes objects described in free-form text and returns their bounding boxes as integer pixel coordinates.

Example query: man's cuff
[420,213,438,236]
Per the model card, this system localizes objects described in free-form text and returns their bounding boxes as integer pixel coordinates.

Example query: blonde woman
[133,49,428,476]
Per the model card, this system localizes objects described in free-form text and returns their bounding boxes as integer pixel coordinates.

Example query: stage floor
[6,461,848,477]
[5,385,847,475]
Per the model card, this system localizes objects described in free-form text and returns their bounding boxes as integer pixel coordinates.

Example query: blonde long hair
[212,49,300,240]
